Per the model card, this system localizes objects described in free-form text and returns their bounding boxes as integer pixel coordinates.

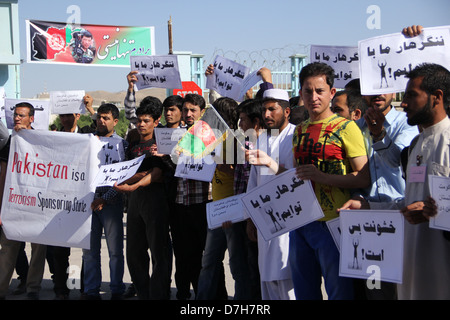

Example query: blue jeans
[82,201,125,297]
[289,221,354,300]
[196,221,251,300]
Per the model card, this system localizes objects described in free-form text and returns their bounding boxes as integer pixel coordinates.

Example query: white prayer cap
[262,89,289,102]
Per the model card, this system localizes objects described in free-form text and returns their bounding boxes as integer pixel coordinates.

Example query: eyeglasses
[13,113,29,119]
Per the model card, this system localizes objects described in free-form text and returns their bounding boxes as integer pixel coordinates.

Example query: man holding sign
[0,102,46,300]
[290,62,369,300]
[82,103,128,300]
[341,61,450,299]
[114,99,171,300]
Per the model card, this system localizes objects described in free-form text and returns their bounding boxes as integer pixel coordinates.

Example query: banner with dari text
[26,20,155,67]
[1,130,103,249]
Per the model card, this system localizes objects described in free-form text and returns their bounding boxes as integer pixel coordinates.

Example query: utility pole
[168,16,173,54]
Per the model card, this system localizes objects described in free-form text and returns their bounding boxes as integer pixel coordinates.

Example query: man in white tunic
[246,89,296,300]
[341,62,450,299]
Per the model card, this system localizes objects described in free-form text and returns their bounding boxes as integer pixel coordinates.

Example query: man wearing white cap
[245,88,296,300]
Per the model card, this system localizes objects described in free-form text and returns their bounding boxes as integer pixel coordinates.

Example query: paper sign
[4,98,50,131]
[326,217,342,251]
[91,155,145,188]
[206,55,250,101]
[154,127,186,155]
[50,90,85,114]
[238,69,263,101]
[98,136,126,165]
[240,168,324,241]
[130,55,182,90]
[310,45,359,89]
[429,175,450,231]
[206,194,246,229]
[174,153,216,182]
[339,210,404,283]
[358,25,450,95]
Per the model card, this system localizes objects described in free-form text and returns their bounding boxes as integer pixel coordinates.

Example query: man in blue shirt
[354,88,418,299]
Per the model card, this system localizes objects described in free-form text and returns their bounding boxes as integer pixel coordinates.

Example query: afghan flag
[176,105,231,159]
[27,20,73,61]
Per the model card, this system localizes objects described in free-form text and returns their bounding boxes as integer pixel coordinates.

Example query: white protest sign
[359,25,450,95]
[310,45,359,89]
[4,98,50,131]
[238,69,262,101]
[91,155,145,188]
[154,127,186,155]
[240,168,324,241]
[326,217,341,251]
[174,153,216,182]
[50,90,86,114]
[339,210,404,284]
[98,136,126,165]
[1,130,103,249]
[206,55,250,101]
[206,194,246,230]
[429,175,450,231]
[130,55,182,90]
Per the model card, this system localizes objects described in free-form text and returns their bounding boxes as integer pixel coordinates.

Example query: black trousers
[170,202,208,300]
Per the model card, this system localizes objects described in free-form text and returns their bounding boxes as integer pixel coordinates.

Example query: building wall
[0,0,20,98]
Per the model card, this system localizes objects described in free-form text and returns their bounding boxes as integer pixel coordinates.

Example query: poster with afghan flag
[26,20,155,67]
[175,105,231,159]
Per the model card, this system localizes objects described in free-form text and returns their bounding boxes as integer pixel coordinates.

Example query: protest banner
[130,55,182,90]
[240,168,324,241]
[310,45,359,89]
[26,20,155,67]
[206,194,246,230]
[4,98,50,131]
[154,127,186,155]
[1,130,103,249]
[50,90,86,114]
[358,25,450,95]
[174,153,216,182]
[429,175,450,232]
[339,210,404,283]
[206,55,250,101]
[91,155,145,188]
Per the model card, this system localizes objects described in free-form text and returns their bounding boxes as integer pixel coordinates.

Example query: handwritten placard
[339,210,404,283]
[50,90,85,114]
[206,194,245,230]
[206,55,250,101]
[91,155,145,188]
[4,98,50,131]
[358,25,450,95]
[130,55,182,90]
[240,168,324,241]
[154,127,186,155]
[310,45,359,89]
[98,136,126,165]
[174,153,216,182]
[429,175,450,231]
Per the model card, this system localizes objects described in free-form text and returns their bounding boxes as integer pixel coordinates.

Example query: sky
[16,0,450,98]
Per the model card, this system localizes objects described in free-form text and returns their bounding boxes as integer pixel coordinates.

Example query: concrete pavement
[4,214,236,300]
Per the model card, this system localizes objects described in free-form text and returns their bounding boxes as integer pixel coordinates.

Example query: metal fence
[204,44,310,97]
